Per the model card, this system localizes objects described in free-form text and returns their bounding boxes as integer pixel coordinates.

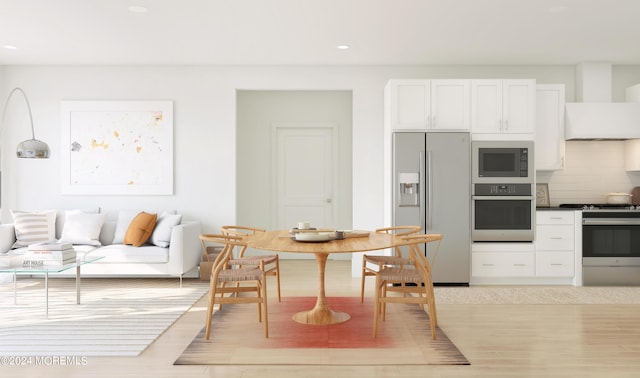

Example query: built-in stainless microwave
[472,141,534,184]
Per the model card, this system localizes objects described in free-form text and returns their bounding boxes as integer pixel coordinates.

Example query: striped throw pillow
[11,210,57,249]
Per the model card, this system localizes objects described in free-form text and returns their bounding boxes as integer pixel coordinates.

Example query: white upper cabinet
[471,79,535,136]
[430,80,471,130]
[387,79,470,131]
[535,84,566,171]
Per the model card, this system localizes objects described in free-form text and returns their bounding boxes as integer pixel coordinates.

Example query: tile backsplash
[537,141,640,206]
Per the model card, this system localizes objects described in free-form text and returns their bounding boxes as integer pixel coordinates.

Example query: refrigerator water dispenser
[398,172,420,207]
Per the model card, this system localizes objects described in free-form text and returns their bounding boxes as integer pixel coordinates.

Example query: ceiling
[1,0,639,66]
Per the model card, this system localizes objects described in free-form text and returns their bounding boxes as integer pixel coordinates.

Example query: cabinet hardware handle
[482,264,494,266]
[514,264,526,266]
[550,237,563,240]
[551,263,563,266]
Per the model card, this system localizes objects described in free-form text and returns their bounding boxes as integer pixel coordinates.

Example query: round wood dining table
[243,229,407,325]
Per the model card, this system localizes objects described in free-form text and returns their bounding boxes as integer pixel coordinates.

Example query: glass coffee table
[0,256,104,318]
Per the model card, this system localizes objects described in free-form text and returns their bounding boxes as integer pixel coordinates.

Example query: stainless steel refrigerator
[393,132,470,284]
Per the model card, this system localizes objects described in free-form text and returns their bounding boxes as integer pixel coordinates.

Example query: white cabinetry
[386,79,470,131]
[471,79,535,137]
[471,210,579,285]
[535,84,565,171]
[472,251,535,277]
[535,211,575,277]
[471,243,535,279]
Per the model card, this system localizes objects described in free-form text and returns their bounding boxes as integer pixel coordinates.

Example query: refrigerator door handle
[419,151,426,233]
[427,150,433,230]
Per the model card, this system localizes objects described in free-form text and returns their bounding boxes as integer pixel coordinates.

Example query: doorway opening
[236,90,353,259]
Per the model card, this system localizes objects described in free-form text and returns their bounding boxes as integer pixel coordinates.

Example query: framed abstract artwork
[61,101,174,195]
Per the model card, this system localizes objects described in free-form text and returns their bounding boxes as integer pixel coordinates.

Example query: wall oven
[581,209,640,286]
[472,183,535,242]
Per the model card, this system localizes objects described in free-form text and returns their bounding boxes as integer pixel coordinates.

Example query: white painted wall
[1,64,640,275]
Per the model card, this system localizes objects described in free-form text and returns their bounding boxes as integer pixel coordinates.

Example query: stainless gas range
[560,204,640,286]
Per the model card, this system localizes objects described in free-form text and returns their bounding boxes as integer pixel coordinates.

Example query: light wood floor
[2,259,640,377]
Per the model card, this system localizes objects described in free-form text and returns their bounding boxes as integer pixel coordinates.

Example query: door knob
[326,199,332,203]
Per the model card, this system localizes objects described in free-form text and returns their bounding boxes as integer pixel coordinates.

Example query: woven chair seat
[378,267,423,283]
[364,255,412,266]
[234,255,278,265]
[218,267,264,282]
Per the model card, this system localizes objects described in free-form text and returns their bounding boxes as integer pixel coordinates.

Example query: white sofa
[0,216,202,286]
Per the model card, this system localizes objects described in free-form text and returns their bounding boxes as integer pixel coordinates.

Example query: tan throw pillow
[124,212,158,247]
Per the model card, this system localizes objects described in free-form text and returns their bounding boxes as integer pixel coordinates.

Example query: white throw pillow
[60,211,106,246]
[150,212,182,248]
[55,207,100,240]
[10,209,56,249]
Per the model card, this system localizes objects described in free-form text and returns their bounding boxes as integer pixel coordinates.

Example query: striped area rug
[175,296,469,365]
[0,278,208,356]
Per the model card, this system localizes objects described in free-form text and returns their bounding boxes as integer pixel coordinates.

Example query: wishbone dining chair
[372,233,443,340]
[360,225,421,302]
[220,225,281,302]
[199,233,269,339]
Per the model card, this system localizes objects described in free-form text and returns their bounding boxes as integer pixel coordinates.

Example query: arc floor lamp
[0,87,51,208]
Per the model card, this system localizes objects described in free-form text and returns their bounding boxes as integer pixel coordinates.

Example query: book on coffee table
[23,257,77,267]
[28,241,73,251]
[25,249,77,259]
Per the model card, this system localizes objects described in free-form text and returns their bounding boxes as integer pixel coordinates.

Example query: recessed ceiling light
[128,5,149,13]
[336,45,350,50]
[3,45,17,50]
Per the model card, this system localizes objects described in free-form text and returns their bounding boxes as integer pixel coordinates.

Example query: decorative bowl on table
[294,232,333,242]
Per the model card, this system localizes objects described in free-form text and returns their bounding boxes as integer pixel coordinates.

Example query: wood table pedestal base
[291,252,351,325]
[292,306,351,325]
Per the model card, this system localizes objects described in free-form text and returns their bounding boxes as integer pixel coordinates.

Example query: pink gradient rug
[175,296,469,365]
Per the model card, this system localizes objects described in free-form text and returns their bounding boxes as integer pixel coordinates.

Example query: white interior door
[273,124,335,259]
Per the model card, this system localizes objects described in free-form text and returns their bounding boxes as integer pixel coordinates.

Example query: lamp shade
[1,87,50,159]
[17,138,50,158]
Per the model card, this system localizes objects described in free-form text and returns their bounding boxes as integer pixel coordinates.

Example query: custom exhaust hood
[565,63,640,140]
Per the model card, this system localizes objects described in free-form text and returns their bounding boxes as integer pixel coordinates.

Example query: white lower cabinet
[471,243,535,279]
[471,210,578,284]
[472,251,535,277]
[535,211,576,278]
[536,252,574,277]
